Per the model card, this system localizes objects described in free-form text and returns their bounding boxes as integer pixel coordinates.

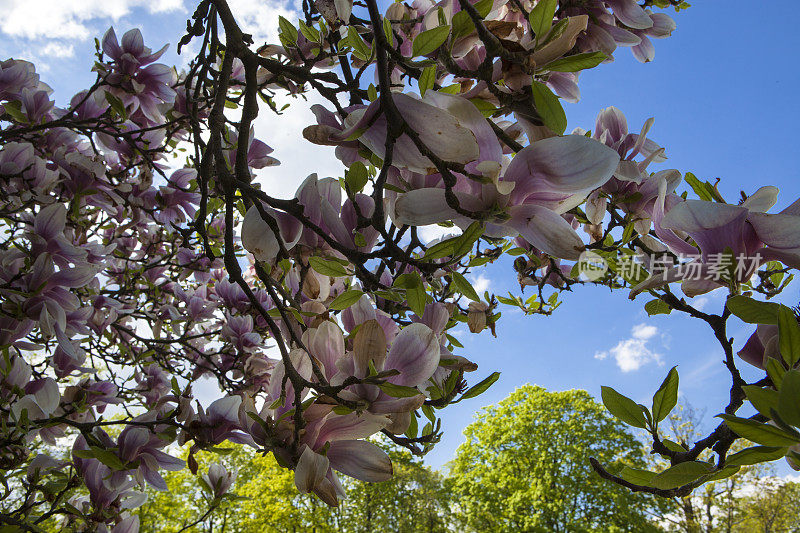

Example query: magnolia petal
[662,200,749,257]
[295,445,330,494]
[315,412,390,445]
[609,0,654,30]
[742,186,779,213]
[241,205,280,262]
[393,188,458,226]
[506,135,619,203]
[327,440,393,482]
[531,16,589,66]
[508,204,585,260]
[747,212,800,251]
[385,323,440,387]
[309,321,345,376]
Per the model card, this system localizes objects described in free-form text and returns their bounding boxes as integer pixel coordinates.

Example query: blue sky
[3,1,799,472]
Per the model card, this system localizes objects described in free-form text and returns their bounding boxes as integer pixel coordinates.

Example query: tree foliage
[448,385,665,532]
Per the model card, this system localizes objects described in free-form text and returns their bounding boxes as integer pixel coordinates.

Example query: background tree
[447,385,666,532]
[137,441,451,533]
[649,402,773,533]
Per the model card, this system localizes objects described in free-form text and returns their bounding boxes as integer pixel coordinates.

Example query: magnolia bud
[302,271,321,299]
[385,411,411,434]
[467,302,489,334]
[385,2,406,20]
[353,319,387,375]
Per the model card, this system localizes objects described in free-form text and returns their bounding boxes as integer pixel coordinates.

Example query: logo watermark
[577,250,609,281]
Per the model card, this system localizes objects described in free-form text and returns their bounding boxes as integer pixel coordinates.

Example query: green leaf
[451,0,493,39]
[419,65,436,96]
[406,281,427,317]
[528,0,557,39]
[618,466,656,486]
[383,17,394,47]
[718,414,799,446]
[309,256,349,277]
[347,26,372,61]
[650,461,714,490]
[743,385,780,419]
[778,305,800,366]
[683,172,724,202]
[298,20,320,43]
[542,51,606,72]
[453,221,484,257]
[423,236,457,260]
[645,299,672,316]
[393,272,421,289]
[530,81,567,134]
[601,386,649,429]
[450,272,480,302]
[278,16,298,45]
[726,445,788,467]
[412,25,451,57]
[379,382,422,398]
[652,367,679,423]
[726,295,780,325]
[2,100,27,122]
[405,411,418,438]
[345,161,369,194]
[702,464,740,483]
[104,92,127,120]
[766,357,786,389]
[460,372,500,400]
[778,370,800,427]
[328,289,365,310]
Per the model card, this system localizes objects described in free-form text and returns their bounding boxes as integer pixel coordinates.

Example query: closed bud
[353,319,387,375]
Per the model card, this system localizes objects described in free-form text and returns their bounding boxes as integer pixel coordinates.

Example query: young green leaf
[450,272,480,302]
[778,370,800,427]
[652,366,679,423]
[742,385,780,418]
[601,386,649,429]
[460,372,500,400]
[718,414,799,447]
[309,256,349,277]
[412,26,451,57]
[328,289,365,310]
[530,81,567,134]
[778,305,800,366]
[379,382,422,398]
[650,461,714,490]
[542,51,606,72]
[528,0,557,40]
[419,66,436,97]
[725,445,788,467]
[726,295,780,325]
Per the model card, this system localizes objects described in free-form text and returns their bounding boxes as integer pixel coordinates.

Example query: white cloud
[226,0,298,45]
[470,273,491,295]
[252,93,345,199]
[595,323,664,372]
[417,224,461,244]
[40,42,75,58]
[1,0,186,41]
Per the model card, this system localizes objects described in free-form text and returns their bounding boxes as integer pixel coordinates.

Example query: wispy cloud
[1,0,186,41]
[595,323,664,372]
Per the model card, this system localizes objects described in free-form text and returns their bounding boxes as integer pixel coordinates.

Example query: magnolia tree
[2,0,800,530]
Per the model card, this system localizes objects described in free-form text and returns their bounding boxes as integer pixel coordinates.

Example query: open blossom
[392,134,619,259]
[631,188,800,297]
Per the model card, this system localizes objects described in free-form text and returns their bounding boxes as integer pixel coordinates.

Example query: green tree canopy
[137,441,451,533]
[447,385,665,532]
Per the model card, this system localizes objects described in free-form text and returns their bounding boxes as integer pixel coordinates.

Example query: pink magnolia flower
[631,189,800,297]
[393,135,619,259]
